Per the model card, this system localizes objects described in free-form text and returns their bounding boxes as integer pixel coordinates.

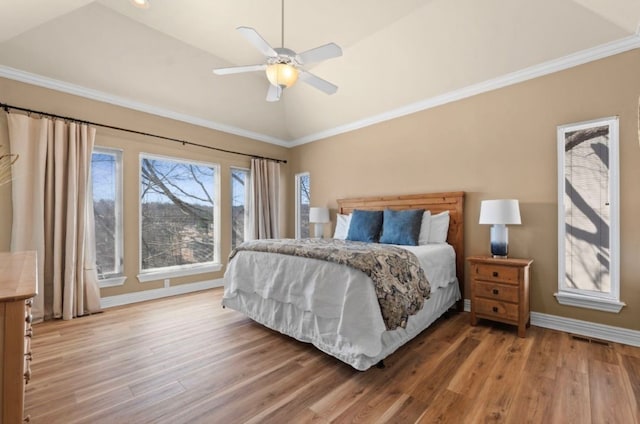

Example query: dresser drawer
[474,298,519,322]
[474,263,519,284]
[474,281,519,303]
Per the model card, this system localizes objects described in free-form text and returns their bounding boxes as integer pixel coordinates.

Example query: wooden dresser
[468,256,533,338]
[0,252,37,424]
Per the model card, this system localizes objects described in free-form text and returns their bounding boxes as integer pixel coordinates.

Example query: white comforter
[222,243,458,370]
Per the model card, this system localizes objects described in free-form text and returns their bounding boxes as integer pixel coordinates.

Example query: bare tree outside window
[140,156,217,271]
[92,148,123,279]
[231,168,249,250]
[296,173,310,238]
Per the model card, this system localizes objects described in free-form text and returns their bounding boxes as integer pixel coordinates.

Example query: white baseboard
[100,278,224,309]
[462,298,640,347]
[100,290,640,347]
[530,311,640,347]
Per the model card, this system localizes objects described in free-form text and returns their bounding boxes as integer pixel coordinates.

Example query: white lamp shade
[309,207,330,223]
[479,199,521,225]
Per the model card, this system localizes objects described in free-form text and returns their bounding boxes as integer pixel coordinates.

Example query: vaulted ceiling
[1,0,639,145]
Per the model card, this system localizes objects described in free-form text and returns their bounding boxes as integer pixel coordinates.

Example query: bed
[222,191,465,370]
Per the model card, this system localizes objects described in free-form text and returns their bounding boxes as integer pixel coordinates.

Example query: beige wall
[289,49,640,331]
[1,49,639,330]
[0,77,290,297]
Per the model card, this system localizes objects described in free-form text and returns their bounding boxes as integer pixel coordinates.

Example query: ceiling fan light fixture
[266,63,298,88]
[130,0,150,9]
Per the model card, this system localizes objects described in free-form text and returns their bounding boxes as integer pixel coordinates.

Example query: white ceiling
[1,0,639,145]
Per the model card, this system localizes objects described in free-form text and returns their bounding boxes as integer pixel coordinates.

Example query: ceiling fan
[213,0,342,102]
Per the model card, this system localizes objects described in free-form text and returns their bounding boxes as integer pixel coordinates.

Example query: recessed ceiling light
[130,0,150,9]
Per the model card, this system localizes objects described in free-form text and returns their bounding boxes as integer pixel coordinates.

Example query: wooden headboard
[337,191,465,302]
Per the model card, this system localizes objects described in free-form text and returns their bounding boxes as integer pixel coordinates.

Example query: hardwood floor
[25,288,640,423]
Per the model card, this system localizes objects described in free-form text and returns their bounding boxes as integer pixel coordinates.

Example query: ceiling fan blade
[266,84,282,102]
[213,64,266,75]
[237,26,278,58]
[299,71,338,95]
[296,43,342,65]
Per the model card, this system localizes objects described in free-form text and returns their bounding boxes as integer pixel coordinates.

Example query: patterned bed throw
[230,239,431,330]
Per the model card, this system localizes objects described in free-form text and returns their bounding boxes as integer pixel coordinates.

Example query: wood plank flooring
[25,288,640,423]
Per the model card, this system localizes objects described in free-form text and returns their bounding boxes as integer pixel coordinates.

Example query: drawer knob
[26,299,33,307]
[492,271,499,277]
[492,306,498,313]
[25,351,33,361]
[25,314,33,324]
[492,288,499,295]
[26,328,33,338]
[24,415,31,423]
[24,368,31,383]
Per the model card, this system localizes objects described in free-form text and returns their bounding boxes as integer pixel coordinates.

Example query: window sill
[137,263,223,283]
[554,291,626,313]
[98,276,127,288]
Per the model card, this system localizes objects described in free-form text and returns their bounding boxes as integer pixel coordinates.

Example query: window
[231,167,250,250]
[139,154,221,282]
[295,172,310,238]
[556,116,624,312]
[91,147,125,287]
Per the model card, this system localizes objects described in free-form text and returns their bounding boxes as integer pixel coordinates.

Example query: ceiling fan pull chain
[281,0,285,48]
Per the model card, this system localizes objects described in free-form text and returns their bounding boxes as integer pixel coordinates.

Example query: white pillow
[428,211,450,243]
[418,210,432,245]
[333,213,351,239]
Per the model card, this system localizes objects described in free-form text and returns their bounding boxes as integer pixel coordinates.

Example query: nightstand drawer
[474,298,519,321]
[474,281,519,302]
[474,263,519,284]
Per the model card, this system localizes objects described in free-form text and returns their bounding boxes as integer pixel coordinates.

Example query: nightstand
[467,256,533,337]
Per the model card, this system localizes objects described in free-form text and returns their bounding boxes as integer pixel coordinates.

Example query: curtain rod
[0,102,287,164]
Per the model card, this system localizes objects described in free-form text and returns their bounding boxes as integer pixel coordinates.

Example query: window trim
[138,153,221,281]
[230,166,250,250]
[555,116,624,313]
[98,276,127,288]
[92,146,125,289]
[294,172,310,239]
[137,263,223,283]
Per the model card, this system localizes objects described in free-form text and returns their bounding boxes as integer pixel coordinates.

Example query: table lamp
[479,199,521,258]
[309,207,330,238]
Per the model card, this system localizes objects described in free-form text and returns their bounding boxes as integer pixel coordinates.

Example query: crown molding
[2,34,639,148]
[290,34,640,146]
[0,65,290,147]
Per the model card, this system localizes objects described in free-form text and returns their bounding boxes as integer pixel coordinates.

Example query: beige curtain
[249,158,280,239]
[8,113,101,321]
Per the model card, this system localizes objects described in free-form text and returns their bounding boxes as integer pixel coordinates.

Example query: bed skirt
[222,282,460,371]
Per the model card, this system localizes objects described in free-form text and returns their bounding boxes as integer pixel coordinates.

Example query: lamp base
[313,223,325,239]
[490,224,509,259]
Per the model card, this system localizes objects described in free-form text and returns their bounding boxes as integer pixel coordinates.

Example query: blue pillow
[379,208,424,246]
[346,210,383,243]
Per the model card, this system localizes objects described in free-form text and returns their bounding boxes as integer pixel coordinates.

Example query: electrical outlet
[164,278,170,288]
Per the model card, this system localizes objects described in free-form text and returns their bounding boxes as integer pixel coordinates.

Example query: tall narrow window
[295,172,310,238]
[91,147,125,287]
[556,117,623,313]
[231,167,250,250]
[139,154,220,281]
